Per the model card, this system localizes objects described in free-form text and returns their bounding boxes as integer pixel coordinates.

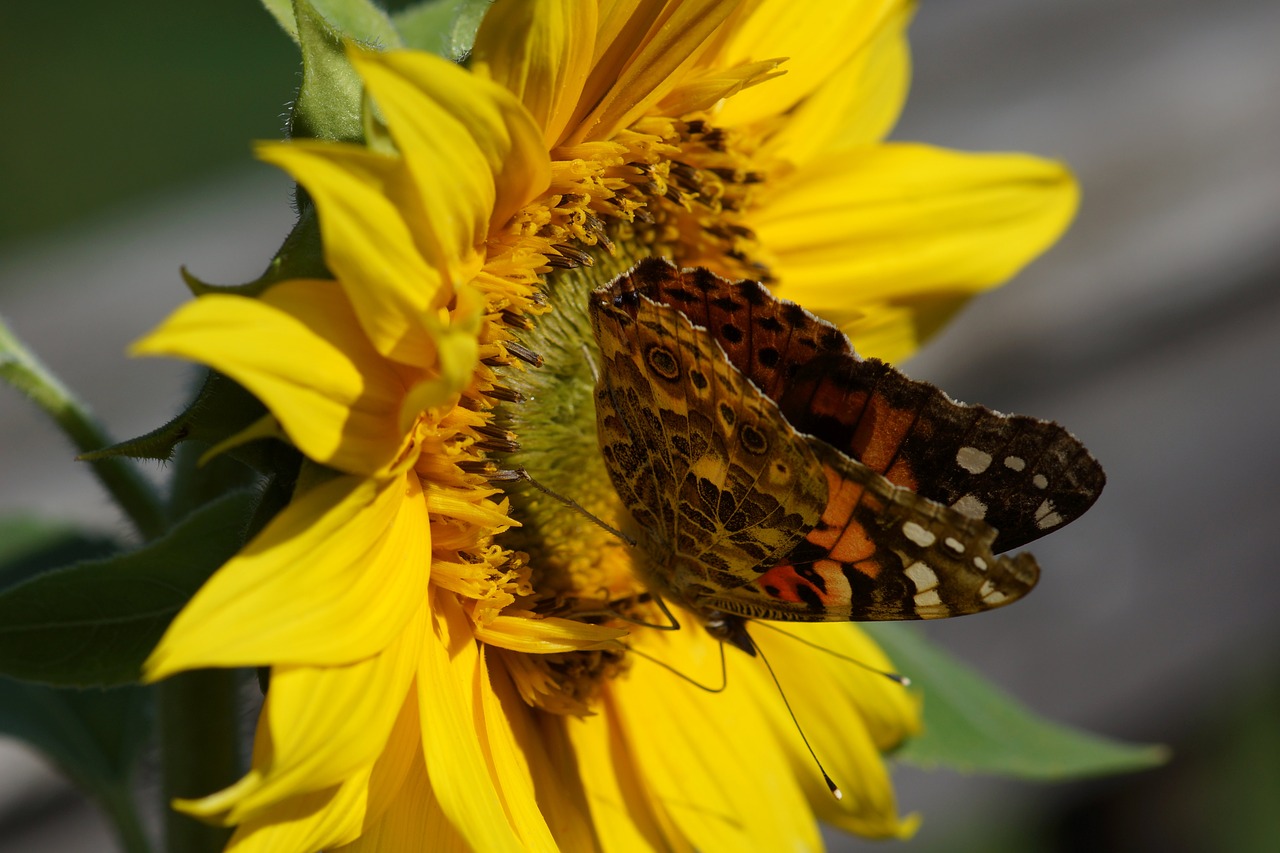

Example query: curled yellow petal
[351,48,551,248]
[473,612,629,654]
[255,142,441,368]
[132,280,407,474]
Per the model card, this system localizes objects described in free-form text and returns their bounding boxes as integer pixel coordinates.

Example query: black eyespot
[720,323,744,344]
[740,423,768,455]
[645,345,679,379]
[758,347,780,369]
[719,402,736,426]
[689,368,708,390]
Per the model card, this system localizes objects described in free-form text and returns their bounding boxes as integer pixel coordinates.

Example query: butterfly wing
[591,280,827,606]
[696,439,1040,621]
[615,258,1105,552]
[593,262,1038,623]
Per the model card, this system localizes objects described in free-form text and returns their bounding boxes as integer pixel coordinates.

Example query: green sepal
[288,0,403,143]
[80,371,268,466]
[0,678,153,852]
[866,623,1169,778]
[0,489,259,688]
[260,0,300,42]
[393,0,490,59]
[261,0,403,48]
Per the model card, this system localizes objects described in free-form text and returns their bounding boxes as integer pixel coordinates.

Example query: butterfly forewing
[592,281,828,606]
[611,258,1105,552]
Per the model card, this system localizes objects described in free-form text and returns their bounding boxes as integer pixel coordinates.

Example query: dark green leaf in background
[0,489,259,687]
[0,679,153,852]
[0,517,119,591]
[866,624,1169,778]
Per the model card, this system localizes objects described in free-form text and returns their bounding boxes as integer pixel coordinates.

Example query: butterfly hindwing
[696,439,1040,622]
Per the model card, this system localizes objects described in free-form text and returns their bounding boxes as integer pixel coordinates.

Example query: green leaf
[81,371,268,466]
[0,517,119,591]
[866,623,1169,778]
[0,490,259,687]
[0,679,153,852]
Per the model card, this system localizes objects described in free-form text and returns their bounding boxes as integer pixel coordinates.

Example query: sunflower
[135,0,1076,849]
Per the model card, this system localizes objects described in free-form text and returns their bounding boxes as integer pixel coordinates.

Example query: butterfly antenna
[752,622,911,687]
[622,637,727,693]
[748,628,843,800]
[514,468,636,546]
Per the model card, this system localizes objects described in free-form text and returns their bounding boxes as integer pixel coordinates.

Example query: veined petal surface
[473,0,598,147]
[145,471,430,677]
[754,144,1078,310]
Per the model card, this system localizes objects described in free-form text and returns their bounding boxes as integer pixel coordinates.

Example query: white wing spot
[944,537,965,554]
[1004,455,1026,471]
[952,494,989,520]
[914,589,947,616]
[956,446,993,474]
[905,561,939,592]
[983,590,1010,605]
[1035,499,1065,529]
[973,556,988,571]
[902,521,936,548]
[1032,473,1049,490]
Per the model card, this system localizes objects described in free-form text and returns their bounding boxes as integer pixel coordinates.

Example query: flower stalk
[157,670,244,853]
[0,312,167,540]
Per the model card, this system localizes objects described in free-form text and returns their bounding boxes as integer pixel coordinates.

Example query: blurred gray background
[2,0,1278,850]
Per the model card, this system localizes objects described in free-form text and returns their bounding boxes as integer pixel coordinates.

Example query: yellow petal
[489,653,600,851]
[419,590,523,851]
[256,142,441,368]
[335,751,471,853]
[762,2,912,165]
[565,702,680,852]
[223,604,427,823]
[474,612,629,654]
[473,0,598,147]
[477,649,559,850]
[841,293,972,363]
[226,695,421,852]
[567,0,738,144]
[655,58,784,117]
[144,470,430,678]
[750,624,921,838]
[713,0,906,127]
[351,49,551,249]
[613,625,822,850]
[755,144,1078,307]
[133,281,408,474]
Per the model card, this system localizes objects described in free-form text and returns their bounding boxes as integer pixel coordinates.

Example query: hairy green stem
[0,312,166,540]
[158,670,242,853]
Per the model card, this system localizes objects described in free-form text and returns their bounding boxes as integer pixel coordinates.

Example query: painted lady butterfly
[591,259,1104,652]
